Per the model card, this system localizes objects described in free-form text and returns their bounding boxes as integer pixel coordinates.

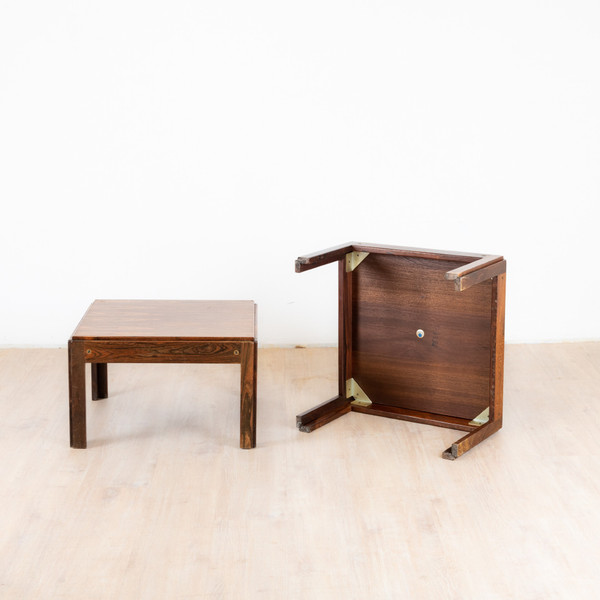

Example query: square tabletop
[71,300,256,341]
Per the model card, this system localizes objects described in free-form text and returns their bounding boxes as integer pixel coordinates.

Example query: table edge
[70,336,257,342]
[70,300,257,340]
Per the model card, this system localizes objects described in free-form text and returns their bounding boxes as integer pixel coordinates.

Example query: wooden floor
[1,345,599,599]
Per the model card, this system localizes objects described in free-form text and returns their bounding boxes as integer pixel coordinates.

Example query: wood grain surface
[295,242,354,272]
[2,345,599,599]
[449,258,506,291]
[83,341,242,363]
[338,258,352,397]
[296,394,351,432]
[239,341,258,449]
[352,254,492,419]
[295,241,489,273]
[490,272,506,422]
[68,340,86,448]
[72,300,256,340]
[351,403,476,432]
[90,362,108,400]
[351,241,485,262]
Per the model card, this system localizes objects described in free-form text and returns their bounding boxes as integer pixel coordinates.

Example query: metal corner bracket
[346,378,372,407]
[468,407,489,426]
[346,251,370,272]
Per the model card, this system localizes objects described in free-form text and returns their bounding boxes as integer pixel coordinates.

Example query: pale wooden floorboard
[0,344,599,599]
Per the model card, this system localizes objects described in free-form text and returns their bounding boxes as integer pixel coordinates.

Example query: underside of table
[294,242,506,460]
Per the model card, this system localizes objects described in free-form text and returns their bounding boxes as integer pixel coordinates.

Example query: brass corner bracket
[346,378,372,407]
[346,251,370,272]
[468,407,489,427]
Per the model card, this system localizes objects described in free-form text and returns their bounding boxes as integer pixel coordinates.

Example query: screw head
[416,329,425,339]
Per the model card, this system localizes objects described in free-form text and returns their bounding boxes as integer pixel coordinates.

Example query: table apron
[81,341,243,363]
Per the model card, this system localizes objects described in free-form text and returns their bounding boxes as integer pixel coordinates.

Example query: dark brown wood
[448,259,506,292]
[296,395,351,432]
[351,242,485,262]
[68,300,258,449]
[445,254,504,280]
[295,243,354,273]
[68,340,86,448]
[240,341,257,449]
[91,363,108,400]
[339,259,352,398]
[295,256,354,433]
[84,341,241,363]
[72,300,255,341]
[295,242,497,274]
[490,273,506,422]
[295,242,506,459]
[441,270,506,458]
[351,403,476,432]
[352,254,492,420]
[442,419,502,460]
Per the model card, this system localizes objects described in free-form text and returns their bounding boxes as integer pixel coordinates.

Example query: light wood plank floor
[1,345,599,599]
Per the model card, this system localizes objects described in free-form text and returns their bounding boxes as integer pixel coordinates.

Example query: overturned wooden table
[68,300,257,449]
[295,242,506,460]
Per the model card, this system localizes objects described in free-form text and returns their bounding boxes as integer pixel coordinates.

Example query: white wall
[1,1,599,346]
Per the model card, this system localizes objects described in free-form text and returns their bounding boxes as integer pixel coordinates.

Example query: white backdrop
[1,1,598,346]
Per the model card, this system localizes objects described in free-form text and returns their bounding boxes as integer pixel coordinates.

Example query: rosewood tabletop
[72,300,256,341]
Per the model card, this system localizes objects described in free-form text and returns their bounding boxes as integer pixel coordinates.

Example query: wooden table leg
[296,395,351,432]
[91,363,108,400]
[239,341,257,449]
[68,340,87,448]
[442,419,502,460]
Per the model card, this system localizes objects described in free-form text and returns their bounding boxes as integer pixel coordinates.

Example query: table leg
[68,340,87,448]
[240,341,257,449]
[442,419,502,460]
[91,363,108,400]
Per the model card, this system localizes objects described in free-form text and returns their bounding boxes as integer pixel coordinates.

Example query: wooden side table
[68,300,257,449]
[295,242,506,460]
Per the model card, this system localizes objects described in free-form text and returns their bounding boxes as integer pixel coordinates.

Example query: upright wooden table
[295,243,506,459]
[68,300,257,449]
